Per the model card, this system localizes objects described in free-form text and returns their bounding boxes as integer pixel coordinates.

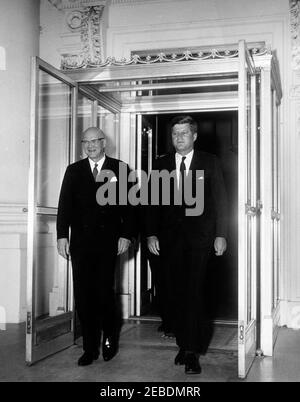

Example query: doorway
[26,41,281,378]
[137,111,238,324]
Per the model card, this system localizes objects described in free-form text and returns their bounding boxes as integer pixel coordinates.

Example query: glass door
[135,114,154,316]
[26,58,77,364]
[238,40,259,378]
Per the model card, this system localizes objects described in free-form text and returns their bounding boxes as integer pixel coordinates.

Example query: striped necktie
[179,156,186,205]
[93,163,98,181]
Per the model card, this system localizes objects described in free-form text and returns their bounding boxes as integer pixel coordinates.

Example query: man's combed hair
[170,115,198,134]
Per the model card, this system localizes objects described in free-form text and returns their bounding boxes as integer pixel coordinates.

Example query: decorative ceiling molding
[0,204,28,233]
[61,4,106,68]
[48,0,106,10]
[290,0,300,69]
[110,0,174,4]
[61,45,270,70]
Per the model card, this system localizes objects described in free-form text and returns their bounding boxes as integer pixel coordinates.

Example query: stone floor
[0,320,299,382]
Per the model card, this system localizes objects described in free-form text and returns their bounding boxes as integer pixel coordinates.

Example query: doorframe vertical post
[26,57,39,364]
[260,57,274,357]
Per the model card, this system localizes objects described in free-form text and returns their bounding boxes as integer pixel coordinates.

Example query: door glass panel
[77,92,93,132]
[97,105,119,156]
[238,40,257,378]
[27,58,76,364]
[77,92,93,159]
[246,70,252,324]
[35,214,70,320]
[275,105,280,308]
[37,70,72,208]
[139,115,157,315]
[34,68,72,324]
[255,75,261,331]
[272,91,280,310]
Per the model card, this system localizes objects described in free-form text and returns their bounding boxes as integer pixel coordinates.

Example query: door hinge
[271,210,280,221]
[239,324,245,344]
[245,201,262,217]
[27,312,32,334]
[256,200,263,212]
[245,204,257,217]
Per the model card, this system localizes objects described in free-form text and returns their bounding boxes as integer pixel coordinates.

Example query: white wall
[0,0,40,322]
[39,0,63,66]
[0,0,40,204]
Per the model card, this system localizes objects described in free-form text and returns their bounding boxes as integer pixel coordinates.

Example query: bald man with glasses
[57,127,135,366]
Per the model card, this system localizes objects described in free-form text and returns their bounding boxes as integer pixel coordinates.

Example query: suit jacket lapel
[100,155,111,172]
[83,156,111,185]
[189,149,199,172]
[82,157,95,184]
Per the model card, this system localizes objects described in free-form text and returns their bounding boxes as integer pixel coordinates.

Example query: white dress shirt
[175,149,194,186]
[88,155,106,177]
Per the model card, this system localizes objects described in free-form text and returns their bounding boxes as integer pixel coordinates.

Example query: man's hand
[214,237,227,256]
[57,238,70,260]
[147,236,160,256]
[118,237,131,255]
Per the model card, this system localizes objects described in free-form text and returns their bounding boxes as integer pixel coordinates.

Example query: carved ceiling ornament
[61,45,270,70]
[81,5,105,65]
[290,0,300,69]
[66,10,83,30]
[59,2,106,68]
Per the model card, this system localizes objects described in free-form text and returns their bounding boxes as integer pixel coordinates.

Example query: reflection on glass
[77,93,93,160]
[271,92,280,310]
[37,70,71,208]
[34,214,70,321]
[97,105,118,156]
[246,70,252,324]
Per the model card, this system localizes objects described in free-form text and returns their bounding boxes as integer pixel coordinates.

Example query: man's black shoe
[102,336,118,361]
[174,349,186,365]
[184,353,201,374]
[78,351,99,366]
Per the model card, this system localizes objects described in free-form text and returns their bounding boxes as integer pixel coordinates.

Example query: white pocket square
[110,176,118,182]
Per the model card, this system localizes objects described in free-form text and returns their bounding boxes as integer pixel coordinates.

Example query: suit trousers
[71,244,117,354]
[160,227,213,353]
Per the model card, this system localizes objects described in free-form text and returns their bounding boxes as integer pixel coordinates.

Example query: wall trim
[107,15,286,60]
[0,203,28,233]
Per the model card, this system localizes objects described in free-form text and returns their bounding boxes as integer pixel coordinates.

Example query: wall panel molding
[0,204,28,233]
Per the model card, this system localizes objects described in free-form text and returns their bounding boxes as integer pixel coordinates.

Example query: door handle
[271,210,280,221]
[245,204,259,216]
[245,201,262,217]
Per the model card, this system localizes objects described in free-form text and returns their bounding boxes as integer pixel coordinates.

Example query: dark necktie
[179,156,186,205]
[93,163,98,181]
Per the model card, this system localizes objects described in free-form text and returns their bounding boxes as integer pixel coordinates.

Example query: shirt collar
[88,154,106,171]
[175,149,194,164]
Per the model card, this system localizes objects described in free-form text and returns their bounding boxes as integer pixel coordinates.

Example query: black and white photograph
[0,0,299,388]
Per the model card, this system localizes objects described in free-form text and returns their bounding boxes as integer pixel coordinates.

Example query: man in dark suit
[146,115,227,374]
[57,127,134,366]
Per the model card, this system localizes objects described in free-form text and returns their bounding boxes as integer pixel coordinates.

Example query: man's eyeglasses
[81,138,105,146]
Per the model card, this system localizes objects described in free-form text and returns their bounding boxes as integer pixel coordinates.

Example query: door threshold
[128,316,237,326]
